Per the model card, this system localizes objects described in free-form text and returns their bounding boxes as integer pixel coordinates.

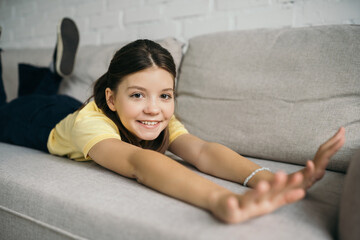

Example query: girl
[0,18,345,224]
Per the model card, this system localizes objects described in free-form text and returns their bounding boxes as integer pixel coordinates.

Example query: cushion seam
[0,205,88,240]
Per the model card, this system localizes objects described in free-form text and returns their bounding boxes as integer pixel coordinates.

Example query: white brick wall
[164,0,209,19]
[0,0,359,49]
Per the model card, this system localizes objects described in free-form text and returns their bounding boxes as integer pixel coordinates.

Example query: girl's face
[106,66,175,141]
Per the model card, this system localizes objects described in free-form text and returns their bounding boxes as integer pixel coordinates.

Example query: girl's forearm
[129,149,231,210]
[197,142,274,187]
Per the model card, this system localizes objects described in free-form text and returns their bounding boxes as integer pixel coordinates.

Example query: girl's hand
[209,171,305,224]
[293,127,345,189]
[209,127,345,224]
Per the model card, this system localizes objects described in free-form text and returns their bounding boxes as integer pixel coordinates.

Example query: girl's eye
[161,94,172,100]
[130,93,144,98]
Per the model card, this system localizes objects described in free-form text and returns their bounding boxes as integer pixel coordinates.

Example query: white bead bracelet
[243,167,272,187]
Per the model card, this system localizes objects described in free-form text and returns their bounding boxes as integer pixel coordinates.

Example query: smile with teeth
[139,121,160,126]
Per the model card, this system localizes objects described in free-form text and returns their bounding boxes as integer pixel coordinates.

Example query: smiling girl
[0,18,345,224]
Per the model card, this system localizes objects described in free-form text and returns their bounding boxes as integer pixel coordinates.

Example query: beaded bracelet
[243,167,272,187]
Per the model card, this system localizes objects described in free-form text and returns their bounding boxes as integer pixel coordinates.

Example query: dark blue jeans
[0,54,82,152]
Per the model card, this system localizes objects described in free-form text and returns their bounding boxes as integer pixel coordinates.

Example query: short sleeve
[72,115,121,160]
[168,115,189,144]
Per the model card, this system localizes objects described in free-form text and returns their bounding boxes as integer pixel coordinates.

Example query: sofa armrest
[338,148,360,240]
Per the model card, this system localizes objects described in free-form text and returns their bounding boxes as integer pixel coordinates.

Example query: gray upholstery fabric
[0,143,345,240]
[2,38,183,103]
[176,25,360,173]
[338,148,360,240]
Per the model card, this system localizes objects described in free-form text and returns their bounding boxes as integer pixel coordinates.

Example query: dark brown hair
[90,39,176,153]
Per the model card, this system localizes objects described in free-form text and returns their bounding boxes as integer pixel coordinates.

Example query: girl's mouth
[137,120,161,128]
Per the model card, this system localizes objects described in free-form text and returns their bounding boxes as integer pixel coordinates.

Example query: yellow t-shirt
[47,101,188,161]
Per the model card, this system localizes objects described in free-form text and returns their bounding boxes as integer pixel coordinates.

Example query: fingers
[315,133,345,170]
[288,172,304,186]
[277,172,303,194]
[270,171,287,192]
[268,172,303,204]
[317,127,345,155]
[241,171,302,206]
[305,129,344,189]
[266,171,287,201]
[322,134,345,157]
[325,127,345,147]
[227,195,239,210]
[313,127,345,170]
[285,173,306,203]
[303,160,316,188]
[232,171,306,223]
[239,182,267,207]
[283,188,306,204]
[305,160,315,175]
[304,160,315,179]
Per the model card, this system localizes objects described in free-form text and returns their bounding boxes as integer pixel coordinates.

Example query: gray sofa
[1,25,359,240]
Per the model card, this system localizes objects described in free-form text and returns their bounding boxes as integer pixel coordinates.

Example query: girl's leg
[0,49,6,106]
[17,17,79,97]
[0,94,81,152]
[18,63,62,97]
[0,18,81,151]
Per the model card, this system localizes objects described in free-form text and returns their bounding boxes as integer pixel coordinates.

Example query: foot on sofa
[52,17,79,77]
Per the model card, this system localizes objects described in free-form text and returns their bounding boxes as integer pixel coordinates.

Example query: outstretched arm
[169,134,274,187]
[88,138,230,210]
[169,127,345,190]
[88,138,306,224]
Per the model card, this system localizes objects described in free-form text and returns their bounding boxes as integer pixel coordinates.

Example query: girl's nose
[144,99,160,115]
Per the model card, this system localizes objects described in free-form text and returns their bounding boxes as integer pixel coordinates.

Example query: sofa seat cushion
[0,143,344,240]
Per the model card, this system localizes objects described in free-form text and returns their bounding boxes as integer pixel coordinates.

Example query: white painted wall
[0,0,359,49]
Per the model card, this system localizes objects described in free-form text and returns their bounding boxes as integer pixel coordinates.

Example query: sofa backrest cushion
[2,38,183,103]
[176,25,360,173]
